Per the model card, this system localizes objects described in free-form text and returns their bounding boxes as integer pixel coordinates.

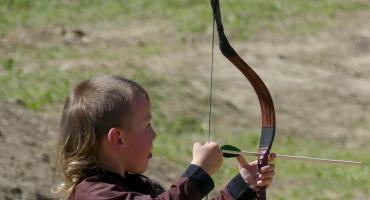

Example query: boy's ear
[107,128,125,148]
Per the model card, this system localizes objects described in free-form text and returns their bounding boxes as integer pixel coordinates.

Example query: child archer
[55,75,275,200]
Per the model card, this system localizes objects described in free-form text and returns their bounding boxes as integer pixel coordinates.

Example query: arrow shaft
[221,149,367,166]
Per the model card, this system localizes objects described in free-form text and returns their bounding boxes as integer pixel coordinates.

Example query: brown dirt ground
[1,10,370,200]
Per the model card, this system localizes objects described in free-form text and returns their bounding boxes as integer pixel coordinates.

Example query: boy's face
[123,93,156,174]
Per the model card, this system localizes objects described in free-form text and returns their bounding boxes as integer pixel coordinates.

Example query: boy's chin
[129,165,149,175]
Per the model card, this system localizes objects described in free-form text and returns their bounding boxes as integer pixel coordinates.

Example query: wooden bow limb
[221,149,368,166]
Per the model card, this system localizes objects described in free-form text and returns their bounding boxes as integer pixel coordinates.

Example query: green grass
[270,135,369,199]
[154,125,370,199]
[0,57,93,110]
[1,0,369,37]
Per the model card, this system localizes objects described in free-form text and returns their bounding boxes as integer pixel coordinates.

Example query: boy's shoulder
[137,174,165,195]
[73,171,127,199]
[73,171,163,200]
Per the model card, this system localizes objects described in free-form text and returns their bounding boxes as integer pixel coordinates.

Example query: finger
[258,171,275,180]
[269,153,276,162]
[260,164,275,173]
[257,178,273,187]
[207,141,219,149]
[194,142,201,146]
[249,160,258,167]
[247,153,275,168]
[208,141,219,146]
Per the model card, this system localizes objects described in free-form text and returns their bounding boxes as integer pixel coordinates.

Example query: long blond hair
[55,75,148,200]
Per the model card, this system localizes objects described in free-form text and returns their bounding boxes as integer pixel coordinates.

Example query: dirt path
[0,101,58,200]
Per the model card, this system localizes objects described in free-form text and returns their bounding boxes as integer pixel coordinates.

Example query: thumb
[269,153,276,162]
[236,155,252,170]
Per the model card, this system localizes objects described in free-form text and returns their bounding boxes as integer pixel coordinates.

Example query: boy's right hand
[191,141,223,176]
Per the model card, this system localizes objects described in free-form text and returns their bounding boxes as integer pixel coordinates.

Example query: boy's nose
[152,130,157,139]
[150,127,156,139]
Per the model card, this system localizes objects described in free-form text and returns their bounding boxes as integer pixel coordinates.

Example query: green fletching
[221,145,241,158]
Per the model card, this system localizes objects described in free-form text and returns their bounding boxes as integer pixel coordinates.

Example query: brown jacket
[73,164,256,200]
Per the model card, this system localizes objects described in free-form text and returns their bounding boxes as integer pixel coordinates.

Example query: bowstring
[208,13,216,143]
[206,11,216,200]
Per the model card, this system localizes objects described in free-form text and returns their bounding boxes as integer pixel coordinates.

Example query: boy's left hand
[236,153,276,191]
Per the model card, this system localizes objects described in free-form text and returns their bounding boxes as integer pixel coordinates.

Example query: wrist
[182,164,215,198]
[239,168,257,191]
[190,161,212,176]
[227,173,257,199]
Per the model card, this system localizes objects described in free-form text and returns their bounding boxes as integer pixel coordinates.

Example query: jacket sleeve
[210,173,257,200]
[73,165,256,200]
[181,165,257,200]
[74,164,213,200]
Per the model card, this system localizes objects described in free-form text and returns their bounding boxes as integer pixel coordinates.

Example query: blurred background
[0,0,369,199]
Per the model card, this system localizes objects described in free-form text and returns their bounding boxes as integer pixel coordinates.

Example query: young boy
[56,75,275,200]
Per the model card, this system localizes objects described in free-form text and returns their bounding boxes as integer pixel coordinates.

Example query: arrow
[221,145,368,166]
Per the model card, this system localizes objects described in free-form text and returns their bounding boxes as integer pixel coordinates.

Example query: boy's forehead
[132,93,149,106]
[132,93,151,118]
